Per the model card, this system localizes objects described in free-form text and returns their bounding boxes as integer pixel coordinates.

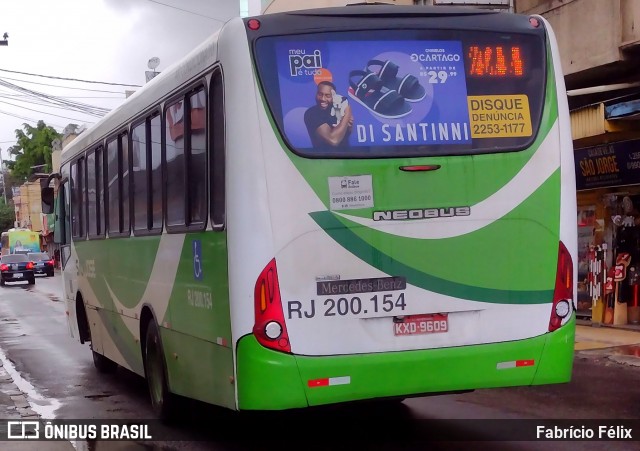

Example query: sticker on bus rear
[329,175,374,211]
[467,95,532,138]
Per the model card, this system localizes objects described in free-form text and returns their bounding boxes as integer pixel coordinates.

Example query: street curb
[0,356,76,451]
[0,360,40,420]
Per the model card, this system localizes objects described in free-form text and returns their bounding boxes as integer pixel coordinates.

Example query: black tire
[144,318,176,422]
[92,350,118,373]
[47,271,54,277]
[0,279,4,286]
[28,276,35,285]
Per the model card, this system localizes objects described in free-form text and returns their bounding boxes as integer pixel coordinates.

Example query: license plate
[393,314,448,336]
[12,273,23,278]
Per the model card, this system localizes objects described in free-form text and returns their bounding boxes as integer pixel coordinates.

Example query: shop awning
[571,91,640,147]
[605,97,640,121]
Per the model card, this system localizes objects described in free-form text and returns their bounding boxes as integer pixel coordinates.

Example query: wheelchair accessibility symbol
[193,240,203,281]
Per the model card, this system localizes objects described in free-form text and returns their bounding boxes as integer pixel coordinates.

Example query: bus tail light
[549,241,573,332]
[253,259,291,353]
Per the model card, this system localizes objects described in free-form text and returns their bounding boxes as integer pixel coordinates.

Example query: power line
[144,0,228,23]
[0,93,124,99]
[0,108,68,128]
[0,68,142,87]
[0,99,102,122]
[0,79,110,117]
[0,93,116,113]
[0,75,128,94]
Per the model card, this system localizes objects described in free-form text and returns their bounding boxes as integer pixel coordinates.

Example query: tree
[8,121,61,180]
[0,198,15,232]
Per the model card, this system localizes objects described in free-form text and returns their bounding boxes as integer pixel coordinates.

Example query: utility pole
[0,147,7,204]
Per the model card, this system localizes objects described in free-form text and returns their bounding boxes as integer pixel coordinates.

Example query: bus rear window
[254,29,546,158]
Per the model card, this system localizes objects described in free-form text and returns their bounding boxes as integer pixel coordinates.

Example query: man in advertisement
[304,81,353,149]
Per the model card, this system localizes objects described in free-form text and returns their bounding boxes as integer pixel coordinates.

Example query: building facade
[516,0,640,326]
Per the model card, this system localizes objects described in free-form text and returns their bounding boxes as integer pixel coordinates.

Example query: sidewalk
[0,360,73,450]
[575,323,640,350]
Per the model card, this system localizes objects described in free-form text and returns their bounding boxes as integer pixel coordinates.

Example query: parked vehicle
[0,254,35,285]
[27,252,55,277]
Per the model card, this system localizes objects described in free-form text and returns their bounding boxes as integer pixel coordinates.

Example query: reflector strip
[216,337,228,347]
[497,360,535,369]
[308,376,351,388]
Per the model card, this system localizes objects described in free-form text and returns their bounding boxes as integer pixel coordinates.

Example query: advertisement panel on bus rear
[276,40,471,150]
[8,231,40,254]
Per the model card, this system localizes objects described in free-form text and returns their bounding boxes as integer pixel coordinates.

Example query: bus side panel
[163,231,235,409]
[531,317,575,385]
[162,328,236,409]
[74,238,150,376]
[219,19,283,408]
[544,15,578,306]
[236,334,307,410]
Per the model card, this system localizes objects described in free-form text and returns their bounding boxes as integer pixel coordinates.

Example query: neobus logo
[372,206,471,221]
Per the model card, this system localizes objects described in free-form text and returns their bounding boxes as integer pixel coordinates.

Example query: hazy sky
[0,0,241,160]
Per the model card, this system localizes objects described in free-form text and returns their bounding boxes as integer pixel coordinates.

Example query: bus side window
[210,69,225,230]
[150,114,163,230]
[71,157,85,239]
[63,169,71,245]
[106,133,129,237]
[86,150,96,237]
[121,132,130,234]
[96,146,105,236]
[132,122,148,232]
[132,114,162,235]
[53,181,68,246]
[188,88,207,225]
[165,98,186,227]
[107,139,120,235]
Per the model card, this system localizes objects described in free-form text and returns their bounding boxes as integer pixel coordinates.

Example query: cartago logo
[373,206,471,221]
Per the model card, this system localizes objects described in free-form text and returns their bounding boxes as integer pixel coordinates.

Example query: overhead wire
[144,0,229,23]
[0,93,125,99]
[0,99,103,122]
[0,78,110,117]
[0,68,141,87]
[0,109,69,129]
[0,75,128,94]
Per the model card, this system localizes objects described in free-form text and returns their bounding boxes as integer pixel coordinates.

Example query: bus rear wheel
[144,318,175,422]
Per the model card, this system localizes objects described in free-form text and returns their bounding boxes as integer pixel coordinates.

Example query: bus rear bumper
[236,320,575,410]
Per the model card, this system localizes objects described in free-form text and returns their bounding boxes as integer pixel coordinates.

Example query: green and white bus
[43,4,576,420]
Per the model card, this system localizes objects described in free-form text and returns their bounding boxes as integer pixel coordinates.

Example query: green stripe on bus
[310,209,554,304]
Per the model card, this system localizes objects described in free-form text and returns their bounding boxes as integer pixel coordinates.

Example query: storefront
[575,139,640,325]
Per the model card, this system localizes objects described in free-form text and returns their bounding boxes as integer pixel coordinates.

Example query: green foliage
[0,198,15,232]
[8,121,61,180]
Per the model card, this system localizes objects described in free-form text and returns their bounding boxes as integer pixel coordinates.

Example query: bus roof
[259,4,499,18]
[59,27,224,165]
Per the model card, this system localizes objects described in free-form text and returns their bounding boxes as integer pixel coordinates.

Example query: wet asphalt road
[0,274,638,450]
